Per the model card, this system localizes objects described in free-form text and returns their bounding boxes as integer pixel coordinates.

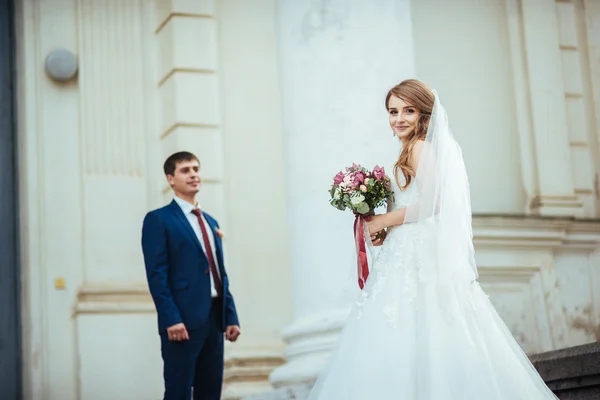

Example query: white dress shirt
[173,196,221,298]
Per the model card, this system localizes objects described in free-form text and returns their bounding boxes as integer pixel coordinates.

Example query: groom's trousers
[160,297,224,400]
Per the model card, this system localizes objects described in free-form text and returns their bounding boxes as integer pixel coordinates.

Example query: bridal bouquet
[329,163,394,215]
[328,164,394,290]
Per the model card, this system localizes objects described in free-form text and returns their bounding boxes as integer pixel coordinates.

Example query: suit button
[204,269,209,274]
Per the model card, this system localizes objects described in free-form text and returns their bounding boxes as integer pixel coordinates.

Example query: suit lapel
[203,215,225,272]
[169,201,206,258]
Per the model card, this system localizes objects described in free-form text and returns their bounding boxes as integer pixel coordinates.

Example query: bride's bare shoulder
[409,140,428,170]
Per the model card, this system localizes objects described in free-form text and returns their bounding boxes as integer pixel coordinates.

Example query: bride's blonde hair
[385,79,435,190]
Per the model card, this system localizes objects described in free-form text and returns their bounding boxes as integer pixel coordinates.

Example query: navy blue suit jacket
[141,200,239,333]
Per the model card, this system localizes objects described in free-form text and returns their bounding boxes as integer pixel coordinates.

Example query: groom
[141,151,241,400]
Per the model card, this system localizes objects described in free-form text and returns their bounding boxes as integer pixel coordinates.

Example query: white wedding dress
[307,94,559,399]
[307,177,558,399]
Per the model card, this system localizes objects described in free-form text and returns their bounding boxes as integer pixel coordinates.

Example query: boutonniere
[215,228,224,239]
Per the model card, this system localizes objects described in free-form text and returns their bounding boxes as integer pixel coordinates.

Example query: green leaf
[356,202,370,214]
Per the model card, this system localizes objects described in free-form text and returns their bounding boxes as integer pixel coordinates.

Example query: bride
[306,79,558,399]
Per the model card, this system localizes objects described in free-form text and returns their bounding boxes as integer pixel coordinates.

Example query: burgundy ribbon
[353,214,370,290]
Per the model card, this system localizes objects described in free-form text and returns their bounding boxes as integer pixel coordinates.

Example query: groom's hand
[167,323,189,341]
[225,325,241,342]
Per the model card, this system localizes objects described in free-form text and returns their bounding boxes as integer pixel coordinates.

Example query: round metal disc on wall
[44,49,78,82]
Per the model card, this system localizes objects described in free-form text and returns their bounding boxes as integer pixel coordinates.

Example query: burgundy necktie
[191,208,223,297]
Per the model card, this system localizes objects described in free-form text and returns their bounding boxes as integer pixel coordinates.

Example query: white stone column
[518,0,585,217]
[154,0,225,212]
[269,0,416,388]
[587,2,600,154]
[583,0,600,218]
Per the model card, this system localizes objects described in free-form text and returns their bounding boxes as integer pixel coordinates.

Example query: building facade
[1,0,600,399]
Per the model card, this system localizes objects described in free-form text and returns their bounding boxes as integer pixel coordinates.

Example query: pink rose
[344,173,360,188]
[360,185,367,193]
[346,163,361,172]
[354,171,366,183]
[333,171,345,185]
[373,165,385,181]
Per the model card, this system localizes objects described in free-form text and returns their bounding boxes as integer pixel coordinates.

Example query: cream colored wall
[412,0,600,219]
[472,217,600,354]
[17,0,290,399]
[412,0,527,214]
[576,0,600,217]
[217,0,291,348]
[17,0,163,398]
[217,0,292,398]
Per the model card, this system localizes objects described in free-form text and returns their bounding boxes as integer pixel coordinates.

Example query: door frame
[0,0,21,398]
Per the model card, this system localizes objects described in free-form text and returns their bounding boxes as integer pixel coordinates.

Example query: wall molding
[70,216,600,317]
[472,214,600,251]
[74,284,154,315]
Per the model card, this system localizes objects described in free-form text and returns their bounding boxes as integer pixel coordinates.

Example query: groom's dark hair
[163,151,200,176]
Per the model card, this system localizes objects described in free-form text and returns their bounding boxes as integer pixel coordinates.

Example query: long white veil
[403,90,478,283]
